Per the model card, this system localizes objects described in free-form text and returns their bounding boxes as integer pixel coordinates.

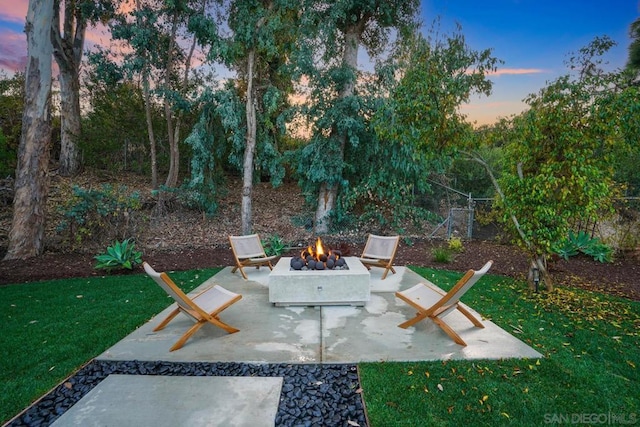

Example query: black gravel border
[6,360,369,427]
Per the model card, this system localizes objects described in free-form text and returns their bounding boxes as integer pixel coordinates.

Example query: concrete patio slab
[50,375,282,427]
[97,266,542,363]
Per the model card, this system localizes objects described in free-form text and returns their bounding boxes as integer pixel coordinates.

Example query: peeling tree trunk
[57,70,81,175]
[241,49,257,235]
[4,0,54,260]
[51,0,86,177]
[314,26,360,234]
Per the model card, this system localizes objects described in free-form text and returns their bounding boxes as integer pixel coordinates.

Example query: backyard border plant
[94,238,143,271]
[552,230,613,263]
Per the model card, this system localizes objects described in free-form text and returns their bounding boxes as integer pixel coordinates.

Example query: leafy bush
[431,247,452,263]
[552,230,613,263]
[262,234,286,257]
[447,236,464,253]
[56,184,142,247]
[94,239,143,271]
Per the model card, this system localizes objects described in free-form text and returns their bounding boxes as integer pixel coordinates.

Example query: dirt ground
[0,174,638,301]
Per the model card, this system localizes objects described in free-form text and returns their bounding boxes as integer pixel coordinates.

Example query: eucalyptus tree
[191,0,298,234]
[4,0,54,260]
[51,0,114,177]
[294,0,419,234]
[109,0,205,190]
[487,37,633,290]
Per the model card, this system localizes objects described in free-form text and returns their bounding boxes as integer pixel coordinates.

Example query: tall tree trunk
[242,49,257,235]
[51,0,86,177]
[314,26,359,234]
[163,11,179,189]
[57,70,81,175]
[4,0,54,260]
[170,10,199,173]
[142,72,158,189]
[133,0,158,189]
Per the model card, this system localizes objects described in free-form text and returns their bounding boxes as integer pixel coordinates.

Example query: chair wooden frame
[143,262,242,351]
[359,234,400,280]
[395,260,493,346]
[229,234,278,280]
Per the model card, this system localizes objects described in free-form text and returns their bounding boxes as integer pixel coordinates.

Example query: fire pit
[268,238,370,306]
[290,238,347,270]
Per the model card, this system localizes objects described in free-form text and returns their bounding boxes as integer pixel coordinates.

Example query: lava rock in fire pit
[290,257,304,270]
[289,253,348,271]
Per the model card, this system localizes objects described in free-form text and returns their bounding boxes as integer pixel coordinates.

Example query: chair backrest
[229,234,266,258]
[143,262,200,320]
[362,234,400,259]
[438,260,493,308]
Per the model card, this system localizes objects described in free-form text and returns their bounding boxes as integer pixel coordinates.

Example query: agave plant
[552,230,613,263]
[94,239,143,271]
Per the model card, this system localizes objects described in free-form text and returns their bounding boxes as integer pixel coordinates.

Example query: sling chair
[143,262,242,351]
[359,234,400,280]
[395,260,493,346]
[229,234,278,280]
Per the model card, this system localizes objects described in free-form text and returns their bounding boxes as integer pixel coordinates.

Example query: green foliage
[56,184,142,247]
[262,234,286,257]
[376,27,500,154]
[94,239,143,271]
[552,230,613,263]
[0,71,24,176]
[81,79,157,173]
[0,130,12,177]
[626,17,640,72]
[290,0,421,231]
[495,37,627,265]
[447,236,464,253]
[292,23,499,231]
[431,247,452,263]
[182,95,231,216]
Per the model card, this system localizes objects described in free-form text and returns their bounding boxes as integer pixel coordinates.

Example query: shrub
[552,230,613,263]
[447,236,464,253]
[56,184,142,248]
[432,247,452,263]
[262,234,286,257]
[94,239,143,271]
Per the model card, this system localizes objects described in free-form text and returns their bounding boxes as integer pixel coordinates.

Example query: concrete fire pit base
[268,257,370,306]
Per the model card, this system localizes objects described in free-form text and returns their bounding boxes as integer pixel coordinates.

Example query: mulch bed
[1,239,638,301]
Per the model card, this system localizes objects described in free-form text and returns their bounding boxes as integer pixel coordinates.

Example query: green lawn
[1,266,638,425]
[361,267,640,426]
[0,268,219,424]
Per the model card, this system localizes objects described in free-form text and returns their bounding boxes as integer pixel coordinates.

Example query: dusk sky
[0,1,637,125]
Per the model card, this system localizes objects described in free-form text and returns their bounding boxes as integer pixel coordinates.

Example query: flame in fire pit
[292,237,346,270]
[303,237,332,262]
